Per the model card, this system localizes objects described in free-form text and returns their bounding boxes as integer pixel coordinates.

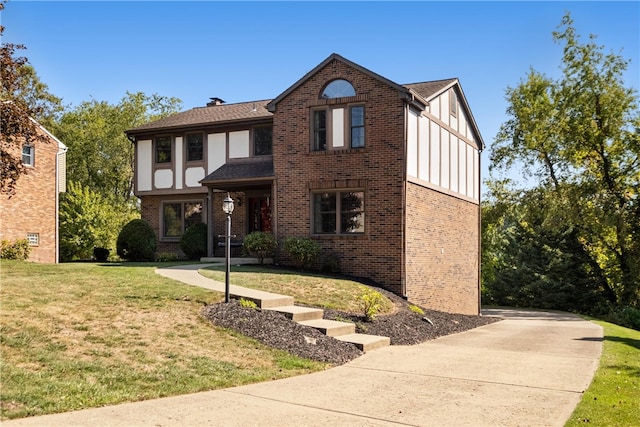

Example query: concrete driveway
[3,308,602,427]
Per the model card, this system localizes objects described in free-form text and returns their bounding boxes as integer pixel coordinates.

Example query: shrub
[156,252,178,262]
[283,237,321,269]
[605,306,640,331]
[243,231,277,264]
[409,304,425,315]
[239,298,258,309]
[180,222,208,260]
[93,247,110,262]
[361,288,384,322]
[0,239,30,260]
[116,219,157,261]
[322,251,341,273]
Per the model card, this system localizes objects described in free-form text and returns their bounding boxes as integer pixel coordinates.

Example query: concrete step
[336,333,391,352]
[266,305,324,322]
[298,318,356,337]
[230,293,294,309]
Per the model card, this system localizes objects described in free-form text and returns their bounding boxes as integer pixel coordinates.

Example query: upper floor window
[312,191,365,234]
[322,79,356,99]
[155,136,172,163]
[22,145,34,166]
[253,126,273,156]
[186,133,203,162]
[312,105,365,151]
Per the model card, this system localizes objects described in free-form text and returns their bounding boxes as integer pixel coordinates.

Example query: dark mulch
[201,288,501,365]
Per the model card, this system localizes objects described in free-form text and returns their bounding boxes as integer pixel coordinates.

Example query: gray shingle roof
[200,158,274,190]
[404,79,457,101]
[127,100,273,134]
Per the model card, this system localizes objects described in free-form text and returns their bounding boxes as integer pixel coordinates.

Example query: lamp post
[222,193,234,303]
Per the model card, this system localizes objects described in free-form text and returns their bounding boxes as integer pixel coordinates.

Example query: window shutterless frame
[312,191,365,235]
[155,136,172,164]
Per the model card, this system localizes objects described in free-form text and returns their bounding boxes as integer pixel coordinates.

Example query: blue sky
[2,1,639,186]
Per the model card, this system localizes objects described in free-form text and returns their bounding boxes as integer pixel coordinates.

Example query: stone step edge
[265,305,324,322]
[335,333,391,352]
[297,318,356,337]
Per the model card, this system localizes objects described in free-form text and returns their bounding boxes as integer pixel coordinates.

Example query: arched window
[321,79,356,99]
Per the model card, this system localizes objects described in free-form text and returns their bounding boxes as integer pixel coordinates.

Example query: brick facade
[271,58,406,294]
[0,130,63,263]
[405,182,480,315]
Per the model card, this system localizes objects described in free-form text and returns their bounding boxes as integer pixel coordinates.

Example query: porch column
[207,187,214,257]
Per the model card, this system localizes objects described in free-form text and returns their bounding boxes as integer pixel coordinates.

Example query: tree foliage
[0,2,63,196]
[486,13,640,310]
[51,92,181,204]
[59,181,138,261]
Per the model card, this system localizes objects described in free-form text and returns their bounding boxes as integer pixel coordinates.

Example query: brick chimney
[207,97,225,107]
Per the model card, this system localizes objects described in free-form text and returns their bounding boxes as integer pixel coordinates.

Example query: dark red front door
[248,197,272,233]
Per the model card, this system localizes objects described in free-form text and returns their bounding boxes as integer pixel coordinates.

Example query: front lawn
[0,261,328,420]
[565,320,640,426]
[199,264,395,314]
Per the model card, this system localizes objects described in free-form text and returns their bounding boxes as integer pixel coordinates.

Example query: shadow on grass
[604,334,640,350]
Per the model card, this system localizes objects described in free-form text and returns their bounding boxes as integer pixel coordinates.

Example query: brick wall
[0,135,60,263]
[271,58,406,295]
[405,182,480,315]
[140,191,245,259]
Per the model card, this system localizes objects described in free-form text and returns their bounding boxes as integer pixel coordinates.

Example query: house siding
[271,58,406,295]
[0,135,61,263]
[405,181,480,314]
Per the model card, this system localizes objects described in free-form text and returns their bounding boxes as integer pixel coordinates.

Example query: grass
[198,264,395,315]
[565,320,640,426]
[0,260,329,421]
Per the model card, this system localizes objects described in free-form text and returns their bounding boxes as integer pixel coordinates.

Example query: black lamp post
[222,193,234,303]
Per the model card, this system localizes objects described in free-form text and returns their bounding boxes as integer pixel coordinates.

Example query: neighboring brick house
[0,121,67,263]
[126,54,484,315]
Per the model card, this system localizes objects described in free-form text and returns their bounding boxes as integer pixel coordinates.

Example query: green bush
[156,252,178,262]
[116,219,157,261]
[322,251,341,273]
[408,304,425,315]
[239,298,259,309]
[93,247,110,262]
[605,306,640,331]
[361,287,384,322]
[0,239,31,260]
[283,237,321,269]
[180,222,208,260]
[243,231,277,264]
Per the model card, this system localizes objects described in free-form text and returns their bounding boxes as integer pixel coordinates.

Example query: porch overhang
[200,158,274,191]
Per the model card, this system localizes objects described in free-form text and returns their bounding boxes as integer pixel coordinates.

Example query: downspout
[478,148,483,315]
[401,100,408,299]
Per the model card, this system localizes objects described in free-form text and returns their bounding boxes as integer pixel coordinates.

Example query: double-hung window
[253,126,273,155]
[186,133,203,161]
[155,136,172,164]
[313,191,365,234]
[22,145,34,166]
[162,201,203,238]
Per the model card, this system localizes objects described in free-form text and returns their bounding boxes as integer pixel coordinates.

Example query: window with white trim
[155,136,172,163]
[186,133,203,162]
[313,191,365,234]
[22,145,34,166]
[162,201,203,238]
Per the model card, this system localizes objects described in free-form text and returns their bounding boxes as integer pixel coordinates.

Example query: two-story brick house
[0,121,67,263]
[126,54,484,315]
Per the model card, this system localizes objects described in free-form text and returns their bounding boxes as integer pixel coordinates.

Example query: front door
[248,197,272,233]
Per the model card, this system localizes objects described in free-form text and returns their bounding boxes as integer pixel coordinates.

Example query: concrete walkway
[3,265,603,427]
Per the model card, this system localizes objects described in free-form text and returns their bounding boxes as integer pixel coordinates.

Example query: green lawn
[199,264,395,314]
[565,320,640,426]
[0,261,328,420]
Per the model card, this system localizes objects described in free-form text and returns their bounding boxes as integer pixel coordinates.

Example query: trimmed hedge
[116,219,157,261]
[180,222,208,260]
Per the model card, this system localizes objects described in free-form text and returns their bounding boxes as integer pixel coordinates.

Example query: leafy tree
[52,92,181,204]
[488,13,640,308]
[59,181,138,261]
[0,2,63,195]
